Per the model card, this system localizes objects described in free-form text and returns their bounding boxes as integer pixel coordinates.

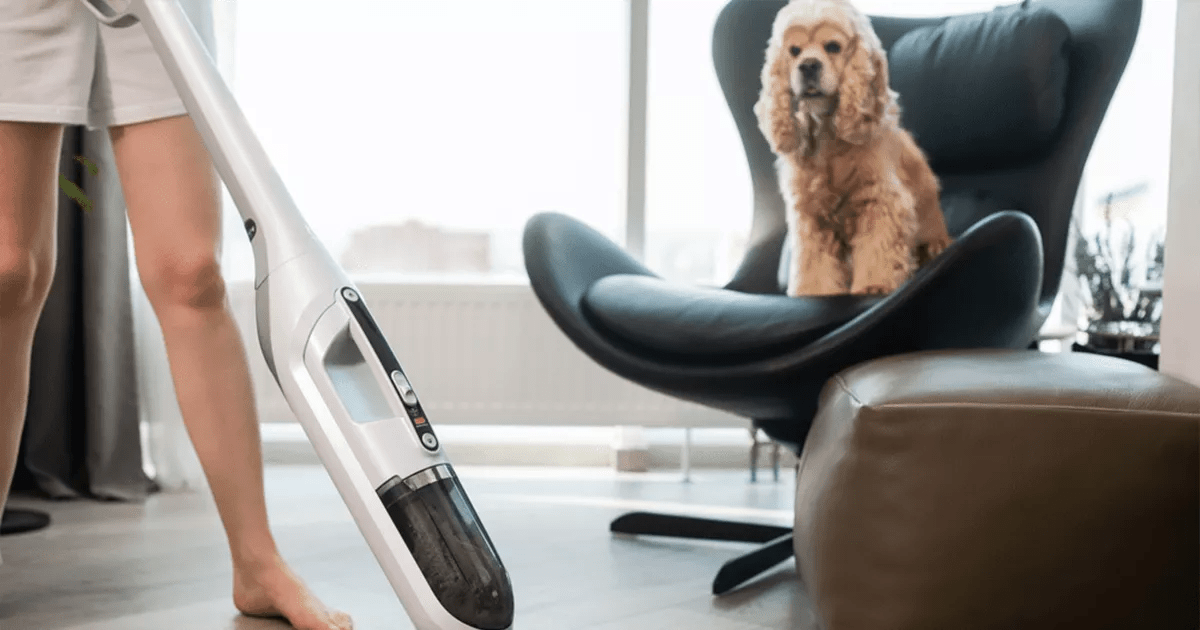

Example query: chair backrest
[714,0,1142,317]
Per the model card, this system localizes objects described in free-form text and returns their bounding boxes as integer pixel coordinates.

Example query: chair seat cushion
[795,349,1200,629]
[776,188,1020,291]
[581,274,881,359]
[888,3,1072,171]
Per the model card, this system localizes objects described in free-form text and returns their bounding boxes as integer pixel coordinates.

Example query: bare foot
[233,555,353,630]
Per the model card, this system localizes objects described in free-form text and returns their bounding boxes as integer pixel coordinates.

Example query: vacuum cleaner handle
[79,0,141,27]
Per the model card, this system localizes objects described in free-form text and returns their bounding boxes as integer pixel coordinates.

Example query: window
[206,0,1178,449]
[1083,1,1178,232]
[221,0,1172,293]
[1065,1,1177,342]
[643,0,750,286]
[218,0,628,284]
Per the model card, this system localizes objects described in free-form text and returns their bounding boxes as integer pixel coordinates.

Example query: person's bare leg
[0,122,62,523]
[109,114,351,630]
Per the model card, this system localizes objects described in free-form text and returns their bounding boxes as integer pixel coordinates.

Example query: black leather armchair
[522,0,1140,595]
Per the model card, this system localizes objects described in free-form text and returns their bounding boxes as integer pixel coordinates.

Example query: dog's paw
[851,283,895,296]
[790,280,851,297]
[918,237,953,265]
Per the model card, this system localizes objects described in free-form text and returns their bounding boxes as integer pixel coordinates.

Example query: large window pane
[219,0,627,284]
[644,0,751,286]
[1066,1,1177,350]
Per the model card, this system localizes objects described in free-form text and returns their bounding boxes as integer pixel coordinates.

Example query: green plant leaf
[58,174,93,213]
[74,155,99,176]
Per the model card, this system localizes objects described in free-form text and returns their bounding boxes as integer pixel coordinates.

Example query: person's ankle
[231,540,283,574]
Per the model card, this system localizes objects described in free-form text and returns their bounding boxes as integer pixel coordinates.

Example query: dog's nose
[799,59,822,79]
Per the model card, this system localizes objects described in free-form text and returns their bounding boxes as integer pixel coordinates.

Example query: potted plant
[1069,183,1164,369]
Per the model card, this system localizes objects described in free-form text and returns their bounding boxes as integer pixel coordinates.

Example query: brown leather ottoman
[794,349,1200,630]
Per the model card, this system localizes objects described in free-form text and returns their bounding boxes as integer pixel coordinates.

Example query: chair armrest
[807,208,1046,360]
[522,212,655,333]
[899,209,1046,349]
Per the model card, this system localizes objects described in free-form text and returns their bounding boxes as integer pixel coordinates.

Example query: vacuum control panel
[339,287,439,452]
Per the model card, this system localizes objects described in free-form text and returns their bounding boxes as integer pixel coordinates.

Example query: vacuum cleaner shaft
[80,1,516,628]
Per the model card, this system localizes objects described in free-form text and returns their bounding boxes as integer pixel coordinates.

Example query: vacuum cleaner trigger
[80,0,140,27]
[389,370,420,407]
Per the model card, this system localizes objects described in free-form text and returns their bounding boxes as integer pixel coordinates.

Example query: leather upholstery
[583,275,880,361]
[522,0,1141,449]
[578,203,1040,366]
[794,350,1200,629]
[889,3,1073,171]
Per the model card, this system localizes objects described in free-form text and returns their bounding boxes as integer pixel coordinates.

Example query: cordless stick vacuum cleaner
[79,1,516,628]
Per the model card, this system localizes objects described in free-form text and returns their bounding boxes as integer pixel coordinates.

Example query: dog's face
[755,0,895,153]
[779,20,856,112]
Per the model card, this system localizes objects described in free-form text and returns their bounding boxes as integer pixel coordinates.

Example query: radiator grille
[226,280,742,428]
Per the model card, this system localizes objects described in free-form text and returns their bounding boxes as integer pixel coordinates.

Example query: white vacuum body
[80,1,516,628]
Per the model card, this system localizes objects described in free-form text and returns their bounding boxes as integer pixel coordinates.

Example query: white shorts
[0,0,214,130]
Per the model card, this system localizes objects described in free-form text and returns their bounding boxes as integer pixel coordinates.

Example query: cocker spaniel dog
[755,0,952,297]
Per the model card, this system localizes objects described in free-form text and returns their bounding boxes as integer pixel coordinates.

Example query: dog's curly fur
[755,0,952,296]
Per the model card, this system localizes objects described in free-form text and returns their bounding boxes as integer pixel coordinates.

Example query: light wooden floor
[0,465,817,630]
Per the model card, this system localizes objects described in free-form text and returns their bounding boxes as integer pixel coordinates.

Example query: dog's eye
[824,41,841,54]
[789,45,801,57]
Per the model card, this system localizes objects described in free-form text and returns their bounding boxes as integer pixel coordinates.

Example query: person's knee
[0,122,62,322]
[139,252,228,312]
[0,241,55,321]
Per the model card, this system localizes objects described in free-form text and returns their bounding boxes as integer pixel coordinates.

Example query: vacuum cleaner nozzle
[378,464,515,630]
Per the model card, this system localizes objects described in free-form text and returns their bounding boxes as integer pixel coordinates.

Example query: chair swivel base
[1,508,51,536]
[610,511,794,595]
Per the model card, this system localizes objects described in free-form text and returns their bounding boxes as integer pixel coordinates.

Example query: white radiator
[225,279,743,428]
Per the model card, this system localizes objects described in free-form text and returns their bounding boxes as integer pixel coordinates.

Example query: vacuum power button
[389,370,420,406]
[421,433,439,449]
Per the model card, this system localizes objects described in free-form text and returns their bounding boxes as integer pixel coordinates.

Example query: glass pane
[1066,1,1177,354]
[219,0,628,284]
[644,0,749,286]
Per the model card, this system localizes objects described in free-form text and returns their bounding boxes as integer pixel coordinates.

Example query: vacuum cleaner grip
[79,0,140,27]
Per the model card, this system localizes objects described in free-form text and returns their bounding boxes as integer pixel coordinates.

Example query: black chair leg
[712,533,794,595]
[610,511,791,544]
[610,512,796,595]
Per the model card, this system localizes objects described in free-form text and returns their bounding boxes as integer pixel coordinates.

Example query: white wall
[1160,0,1200,387]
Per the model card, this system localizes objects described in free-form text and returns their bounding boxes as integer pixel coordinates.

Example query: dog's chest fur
[786,143,865,243]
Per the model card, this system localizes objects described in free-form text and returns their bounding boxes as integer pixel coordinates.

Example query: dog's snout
[799,59,822,79]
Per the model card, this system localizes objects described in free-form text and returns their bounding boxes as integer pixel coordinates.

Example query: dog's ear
[755,40,808,156]
[833,29,892,145]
